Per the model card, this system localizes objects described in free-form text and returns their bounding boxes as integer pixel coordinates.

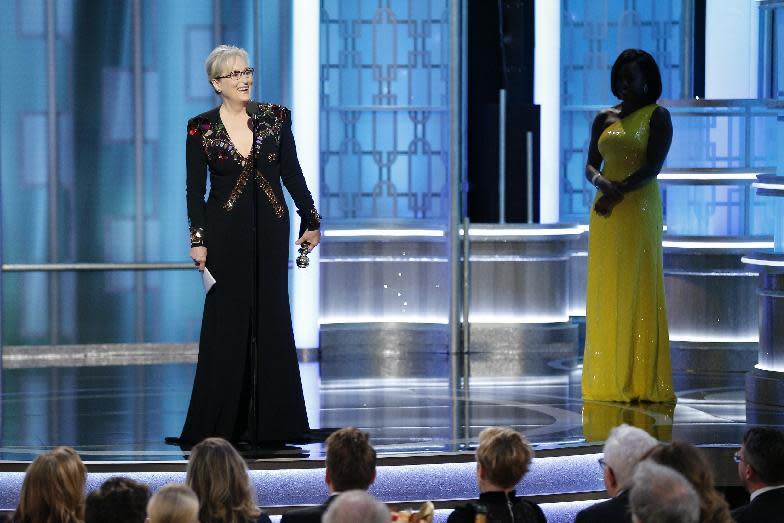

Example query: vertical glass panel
[319,0,451,324]
[0,1,292,345]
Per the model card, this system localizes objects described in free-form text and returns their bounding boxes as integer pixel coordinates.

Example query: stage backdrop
[0,0,292,346]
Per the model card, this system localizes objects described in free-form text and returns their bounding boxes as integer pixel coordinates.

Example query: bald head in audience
[630,461,700,523]
[322,490,389,523]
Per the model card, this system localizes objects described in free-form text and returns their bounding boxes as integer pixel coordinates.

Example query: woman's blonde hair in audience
[13,446,87,523]
[476,427,534,489]
[147,484,200,523]
[186,437,261,523]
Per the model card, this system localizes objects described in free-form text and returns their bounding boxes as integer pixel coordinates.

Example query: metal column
[46,0,59,345]
[133,0,146,342]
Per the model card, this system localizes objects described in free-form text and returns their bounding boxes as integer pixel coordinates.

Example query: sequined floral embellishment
[268,152,278,162]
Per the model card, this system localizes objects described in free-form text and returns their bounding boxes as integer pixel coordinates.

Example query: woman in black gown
[177,45,320,445]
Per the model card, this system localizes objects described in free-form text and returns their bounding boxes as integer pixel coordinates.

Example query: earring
[643,84,648,94]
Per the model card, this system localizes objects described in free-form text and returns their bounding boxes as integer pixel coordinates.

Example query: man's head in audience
[630,461,700,523]
[322,490,389,523]
[601,423,658,497]
[737,427,784,494]
[325,427,377,494]
[85,477,150,523]
[475,427,534,493]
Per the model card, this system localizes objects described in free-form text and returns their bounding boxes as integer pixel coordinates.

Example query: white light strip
[741,256,784,267]
[534,0,560,222]
[752,182,784,191]
[324,229,445,238]
[466,227,583,237]
[320,315,571,325]
[670,334,759,343]
[469,314,569,324]
[659,172,759,181]
[755,363,784,373]
[291,0,320,349]
[320,257,448,263]
[320,316,449,325]
[662,240,774,249]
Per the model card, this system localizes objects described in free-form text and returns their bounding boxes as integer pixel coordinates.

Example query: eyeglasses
[215,68,254,82]
[598,457,607,469]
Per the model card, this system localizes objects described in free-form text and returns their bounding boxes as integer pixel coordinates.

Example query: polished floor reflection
[0,352,777,461]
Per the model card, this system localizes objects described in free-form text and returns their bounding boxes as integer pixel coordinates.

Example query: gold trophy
[296,241,311,268]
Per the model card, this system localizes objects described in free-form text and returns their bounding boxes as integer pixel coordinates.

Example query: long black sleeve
[279,109,320,233]
[185,118,208,245]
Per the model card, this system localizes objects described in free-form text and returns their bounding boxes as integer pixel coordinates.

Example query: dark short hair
[85,477,149,523]
[743,427,784,485]
[326,428,377,491]
[610,49,662,105]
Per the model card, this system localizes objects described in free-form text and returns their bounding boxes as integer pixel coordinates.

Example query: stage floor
[0,352,776,462]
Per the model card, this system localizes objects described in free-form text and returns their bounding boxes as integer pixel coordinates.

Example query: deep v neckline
[217,110,252,160]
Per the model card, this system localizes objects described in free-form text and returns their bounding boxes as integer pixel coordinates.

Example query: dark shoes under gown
[179,102,321,445]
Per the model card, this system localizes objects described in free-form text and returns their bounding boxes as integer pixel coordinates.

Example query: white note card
[202,267,216,293]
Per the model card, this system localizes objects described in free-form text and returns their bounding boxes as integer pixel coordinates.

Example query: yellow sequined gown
[582,104,675,403]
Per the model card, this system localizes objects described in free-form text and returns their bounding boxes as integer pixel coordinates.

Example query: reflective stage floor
[0,352,776,522]
[0,353,776,462]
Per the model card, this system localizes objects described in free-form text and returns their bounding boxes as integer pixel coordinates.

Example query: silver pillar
[46,0,59,345]
[448,0,465,356]
[745,174,784,410]
[213,0,222,46]
[680,0,695,99]
[133,0,145,342]
[449,0,468,447]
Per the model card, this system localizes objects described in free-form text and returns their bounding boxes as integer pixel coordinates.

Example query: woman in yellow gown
[582,49,675,403]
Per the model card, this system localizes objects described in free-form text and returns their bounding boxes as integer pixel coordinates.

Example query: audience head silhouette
[475,427,533,492]
[325,427,377,492]
[147,484,200,523]
[186,437,261,523]
[738,427,784,492]
[630,461,700,523]
[601,424,658,496]
[85,476,149,523]
[322,490,389,523]
[645,441,732,523]
[13,446,87,523]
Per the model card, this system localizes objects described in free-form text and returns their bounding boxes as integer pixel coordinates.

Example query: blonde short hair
[205,44,249,81]
[147,484,200,523]
[476,427,534,489]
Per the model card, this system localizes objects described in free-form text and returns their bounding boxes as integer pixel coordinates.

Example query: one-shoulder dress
[582,104,675,403]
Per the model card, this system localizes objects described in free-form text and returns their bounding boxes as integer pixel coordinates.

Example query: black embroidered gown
[180,102,320,444]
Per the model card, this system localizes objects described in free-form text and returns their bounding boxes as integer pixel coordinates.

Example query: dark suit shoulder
[445,503,476,523]
[731,488,784,523]
[255,513,273,523]
[575,494,631,523]
[280,502,330,523]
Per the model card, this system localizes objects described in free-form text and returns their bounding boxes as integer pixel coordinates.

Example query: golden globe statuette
[296,241,311,269]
